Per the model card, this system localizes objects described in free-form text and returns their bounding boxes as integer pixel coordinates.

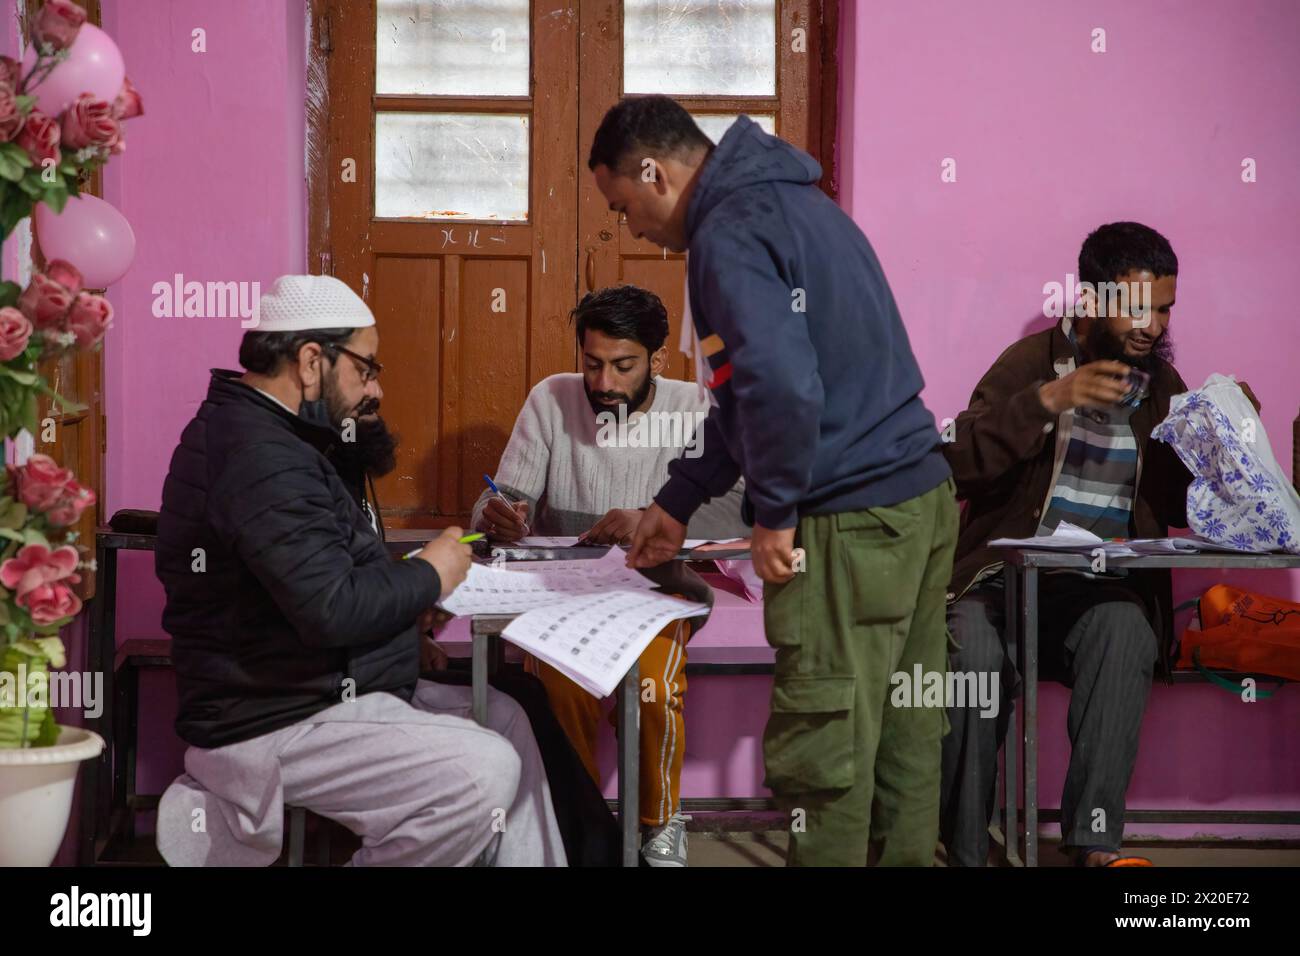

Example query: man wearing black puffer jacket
[153,274,566,867]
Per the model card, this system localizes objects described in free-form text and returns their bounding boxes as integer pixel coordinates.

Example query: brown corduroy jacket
[942,319,1192,667]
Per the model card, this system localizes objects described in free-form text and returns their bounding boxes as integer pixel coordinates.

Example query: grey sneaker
[641,812,691,867]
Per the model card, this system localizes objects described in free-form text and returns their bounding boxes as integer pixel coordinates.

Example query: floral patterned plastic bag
[1153,373,1300,553]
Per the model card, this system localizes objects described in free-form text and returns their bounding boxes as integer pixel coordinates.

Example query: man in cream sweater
[472,284,746,866]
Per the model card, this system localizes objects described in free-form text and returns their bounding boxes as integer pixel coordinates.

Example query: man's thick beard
[1083,323,1175,373]
[584,370,654,417]
[323,373,398,478]
[331,414,399,479]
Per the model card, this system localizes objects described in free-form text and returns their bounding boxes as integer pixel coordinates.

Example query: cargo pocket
[835,496,923,542]
[835,499,928,629]
[762,675,857,793]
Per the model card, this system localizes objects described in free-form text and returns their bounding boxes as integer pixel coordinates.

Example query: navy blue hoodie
[655,116,950,530]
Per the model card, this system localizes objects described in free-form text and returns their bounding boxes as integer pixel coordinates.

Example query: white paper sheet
[1121,536,1259,554]
[502,590,710,698]
[514,535,747,550]
[438,547,653,616]
[990,522,1257,557]
[990,521,1105,550]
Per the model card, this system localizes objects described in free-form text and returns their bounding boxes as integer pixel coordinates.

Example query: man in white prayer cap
[153,274,567,866]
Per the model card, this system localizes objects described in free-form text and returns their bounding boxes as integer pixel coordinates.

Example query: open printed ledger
[990,521,1260,556]
[516,535,747,550]
[437,547,709,698]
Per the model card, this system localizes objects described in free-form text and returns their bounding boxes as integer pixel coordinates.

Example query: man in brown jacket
[939,222,1193,866]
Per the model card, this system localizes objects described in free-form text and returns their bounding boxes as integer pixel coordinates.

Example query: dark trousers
[939,573,1157,865]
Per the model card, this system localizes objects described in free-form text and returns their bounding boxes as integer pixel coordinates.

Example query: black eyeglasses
[327,344,383,383]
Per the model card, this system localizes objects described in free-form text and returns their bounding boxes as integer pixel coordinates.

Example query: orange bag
[1179,584,1300,682]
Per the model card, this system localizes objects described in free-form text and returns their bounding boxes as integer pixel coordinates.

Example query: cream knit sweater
[471,373,747,539]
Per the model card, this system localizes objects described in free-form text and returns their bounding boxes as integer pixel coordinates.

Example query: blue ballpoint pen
[483,473,530,535]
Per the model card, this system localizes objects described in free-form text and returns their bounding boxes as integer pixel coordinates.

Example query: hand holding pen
[477,473,531,541]
[402,528,481,601]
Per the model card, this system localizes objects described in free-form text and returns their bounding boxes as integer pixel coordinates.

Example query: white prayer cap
[253,275,375,332]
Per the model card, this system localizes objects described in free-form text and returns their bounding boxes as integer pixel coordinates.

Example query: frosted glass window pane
[691,113,776,144]
[624,1,776,95]
[376,0,529,95]
[375,113,529,220]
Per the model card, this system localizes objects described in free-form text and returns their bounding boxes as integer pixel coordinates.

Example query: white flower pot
[0,726,104,866]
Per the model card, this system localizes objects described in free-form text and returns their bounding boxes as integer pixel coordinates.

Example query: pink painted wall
[66,0,1298,857]
[100,0,307,647]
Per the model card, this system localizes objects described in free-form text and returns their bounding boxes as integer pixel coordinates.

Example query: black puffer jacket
[155,370,440,748]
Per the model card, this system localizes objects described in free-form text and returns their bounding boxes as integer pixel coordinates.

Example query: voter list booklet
[437,546,709,698]
[437,546,655,616]
[502,589,709,698]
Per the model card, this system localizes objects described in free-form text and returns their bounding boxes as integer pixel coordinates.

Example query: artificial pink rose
[22,581,82,624]
[0,306,33,361]
[31,0,87,52]
[112,76,142,121]
[0,56,20,92]
[15,110,59,165]
[61,93,120,151]
[9,454,76,514]
[0,543,79,592]
[65,291,112,348]
[17,270,75,329]
[44,476,95,527]
[0,87,22,141]
[44,260,82,295]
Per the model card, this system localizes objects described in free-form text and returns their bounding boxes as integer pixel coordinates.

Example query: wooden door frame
[307,0,840,278]
[304,0,840,523]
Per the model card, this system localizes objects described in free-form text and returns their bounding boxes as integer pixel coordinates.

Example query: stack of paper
[437,547,709,698]
[438,547,652,616]
[990,522,1135,554]
[991,522,1263,556]
[502,590,709,698]
[515,535,748,550]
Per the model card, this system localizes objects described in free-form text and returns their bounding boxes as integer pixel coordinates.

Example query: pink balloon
[20,24,125,117]
[35,194,136,288]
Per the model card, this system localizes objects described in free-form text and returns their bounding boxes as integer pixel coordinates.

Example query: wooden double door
[310,0,839,527]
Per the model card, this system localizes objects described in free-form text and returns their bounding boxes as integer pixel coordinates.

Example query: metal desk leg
[618,661,640,867]
[470,622,503,727]
[288,806,305,868]
[1003,697,1021,866]
[1021,567,1039,867]
[471,625,489,726]
[1002,563,1021,866]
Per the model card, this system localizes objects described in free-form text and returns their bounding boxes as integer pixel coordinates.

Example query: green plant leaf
[0,500,28,529]
[0,142,31,167]
[40,184,69,215]
[0,281,19,308]
[19,388,37,437]
[35,706,59,745]
[0,366,38,386]
[36,380,84,415]
[0,184,31,236]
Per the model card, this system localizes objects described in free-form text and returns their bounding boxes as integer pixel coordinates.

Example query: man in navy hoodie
[593,96,958,866]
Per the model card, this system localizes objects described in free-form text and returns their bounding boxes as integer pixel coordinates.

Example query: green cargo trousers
[761,477,958,866]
